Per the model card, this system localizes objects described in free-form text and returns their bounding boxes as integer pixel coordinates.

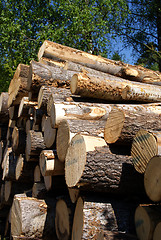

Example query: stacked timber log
[1,40,161,239]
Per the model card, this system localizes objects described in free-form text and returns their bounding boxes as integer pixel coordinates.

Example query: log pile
[1,40,161,239]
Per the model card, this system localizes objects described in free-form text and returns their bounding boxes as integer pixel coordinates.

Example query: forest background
[0,0,160,92]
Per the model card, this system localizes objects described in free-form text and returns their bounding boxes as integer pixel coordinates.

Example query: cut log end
[104,107,125,144]
[55,199,70,240]
[131,129,157,173]
[144,156,161,202]
[71,197,84,240]
[70,74,78,94]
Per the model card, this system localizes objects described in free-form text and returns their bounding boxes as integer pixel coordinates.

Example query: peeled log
[71,197,118,240]
[8,64,29,107]
[65,134,145,195]
[131,130,161,173]
[11,194,57,239]
[104,106,161,145]
[144,156,161,202]
[27,60,74,94]
[39,150,64,176]
[135,205,161,240]
[71,73,161,103]
[38,40,161,84]
[153,222,161,240]
[26,130,46,159]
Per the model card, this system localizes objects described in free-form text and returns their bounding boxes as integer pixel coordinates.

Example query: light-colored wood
[41,114,47,132]
[11,194,57,239]
[18,97,37,118]
[71,72,161,102]
[32,182,46,198]
[71,197,118,240]
[8,64,29,107]
[2,152,16,181]
[131,130,161,173]
[37,85,55,112]
[34,165,42,183]
[26,130,46,159]
[55,198,75,240]
[0,92,9,112]
[153,222,161,240]
[144,156,161,202]
[39,150,64,176]
[135,205,161,240]
[38,40,161,84]
[12,127,26,154]
[65,134,144,195]
[43,117,56,148]
[104,106,161,145]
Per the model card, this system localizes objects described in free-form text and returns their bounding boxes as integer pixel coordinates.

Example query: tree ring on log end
[104,107,125,144]
[144,156,161,202]
[65,134,86,187]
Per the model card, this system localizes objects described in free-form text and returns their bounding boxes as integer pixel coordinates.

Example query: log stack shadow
[1,40,161,239]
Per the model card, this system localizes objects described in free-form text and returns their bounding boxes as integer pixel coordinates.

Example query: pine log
[8,64,29,107]
[55,197,76,240]
[18,97,37,118]
[26,130,46,159]
[38,40,161,84]
[71,73,161,102]
[34,165,43,183]
[131,130,161,173]
[153,222,161,240]
[135,205,161,240]
[27,60,74,93]
[43,117,56,148]
[39,150,64,176]
[65,134,145,195]
[11,194,57,239]
[9,106,19,120]
[104,106,161,145]
[15,154,36,183]
[12,127,26,155]
[144,155,161,202]
[71,197,118,240]
[56,118,105,162]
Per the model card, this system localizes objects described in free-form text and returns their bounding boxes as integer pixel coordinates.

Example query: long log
[104,106,161,145]
[131,130,161,173]
[71,73,161,102]
[27,60,74,94]
[71,197,117,240]
[144,155,161,202]
[153,222,161,240]
[8,64,29,107]
[11,194,57,239]
[65,134,145,195]
[135,205,161,240]
[38,40,161,84]
[39,150,64,176]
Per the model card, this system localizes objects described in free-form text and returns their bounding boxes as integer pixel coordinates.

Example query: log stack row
[1,40,161,239]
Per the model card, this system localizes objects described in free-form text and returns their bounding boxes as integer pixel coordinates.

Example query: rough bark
[39,150,64,176]
[11,194,57,239]
[65,134,145,195]
[104,106,161,145]
[71,73,161,102]
[131,130,161,173]
[135,205,161,240]
[8,64,29,107]
[144,155,161,202]
[26,130,46,159]
[38,40,161,84]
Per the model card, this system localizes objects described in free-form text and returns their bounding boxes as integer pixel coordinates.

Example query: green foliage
[0,0,128,92]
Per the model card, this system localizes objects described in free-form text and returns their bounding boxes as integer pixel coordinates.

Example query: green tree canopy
[0,0,128,92]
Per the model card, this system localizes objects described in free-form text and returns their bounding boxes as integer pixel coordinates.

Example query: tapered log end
[131,129,157,173]
[153,222,161,240]
[55,199,70,240]
[135,206,151,240]
[104,107,125,144]
[71,197,84,240]
[70,74,79,94]
[56,119,70,162]
[65,134,86,187]
[144,156,161,202]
